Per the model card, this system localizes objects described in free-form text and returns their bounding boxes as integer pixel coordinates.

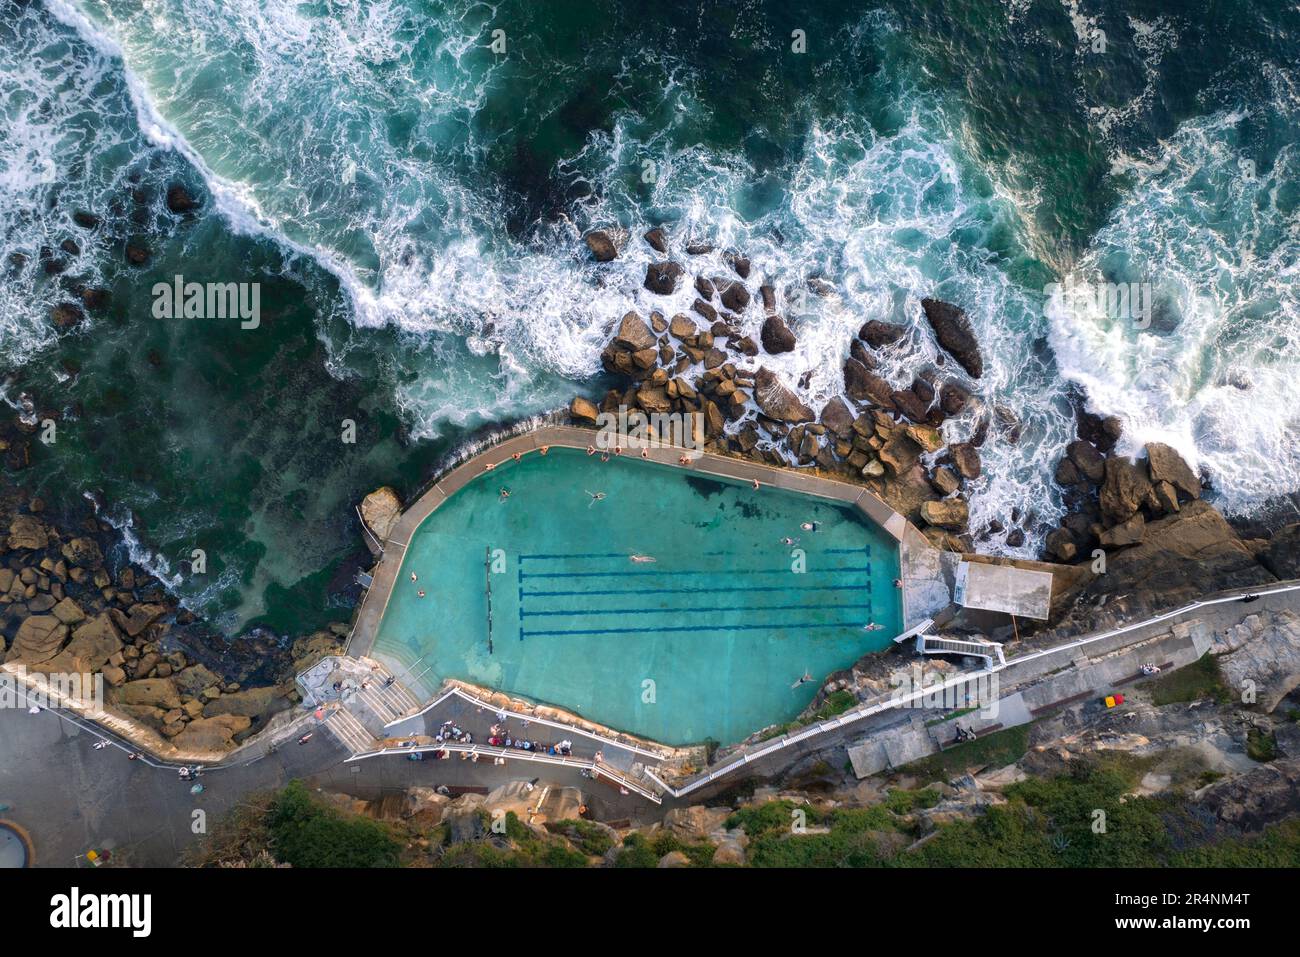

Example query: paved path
[0,686,651,867]
[6,581,1298,865]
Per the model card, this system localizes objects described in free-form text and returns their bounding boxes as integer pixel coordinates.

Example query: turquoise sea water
[372,448,901,744]
[2,1,1300,639]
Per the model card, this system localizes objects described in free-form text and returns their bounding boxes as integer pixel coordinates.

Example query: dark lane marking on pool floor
[520,620,878,638]
[521,582,870,598]
[519,602,871,618]
[520,565,873,579]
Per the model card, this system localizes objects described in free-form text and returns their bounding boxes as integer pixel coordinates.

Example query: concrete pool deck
[347,424,947,682]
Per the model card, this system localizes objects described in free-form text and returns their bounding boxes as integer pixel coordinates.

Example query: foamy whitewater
[3,0,1299,620]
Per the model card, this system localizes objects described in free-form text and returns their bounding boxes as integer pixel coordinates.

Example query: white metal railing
[345,740,663,803]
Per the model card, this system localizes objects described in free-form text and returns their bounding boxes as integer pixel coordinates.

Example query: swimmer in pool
[586,490,606,507]
[780,536,800,546]
[410,572,418,583]
[791,670,813,689]
[863,621,884,631]
[499,487,511,502]
[630,554,657,563]
[417,589,426,598]
[800,521,820,532]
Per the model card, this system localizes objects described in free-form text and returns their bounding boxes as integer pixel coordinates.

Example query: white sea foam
[16,0,1300,556]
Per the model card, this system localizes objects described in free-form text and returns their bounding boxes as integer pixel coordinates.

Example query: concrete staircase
[323,707,377,754]
[916,634,1005,667]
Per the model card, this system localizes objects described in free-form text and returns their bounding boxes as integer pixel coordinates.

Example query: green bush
[1246,729,1278,763]
[267,781,402,868]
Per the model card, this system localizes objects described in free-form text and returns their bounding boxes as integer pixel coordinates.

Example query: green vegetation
[811,689,857,721]
[1246,728,1278,763]
[266,781,402,868]
[726,799,900,867]
[1141,653,1231,706]
[925,707,978,727]
[613,830,717,867]
[192,760,1300,869]
[903,757,1300,868]
[719,755,1300,868]
[900,724,1032,783]
[547,819,615,857]
[757,690,859,741]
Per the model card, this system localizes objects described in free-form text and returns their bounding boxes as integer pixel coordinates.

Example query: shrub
[267,781,402,868]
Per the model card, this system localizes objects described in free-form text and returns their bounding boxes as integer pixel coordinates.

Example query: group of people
[435,720,472,745]
[486,720,574,756]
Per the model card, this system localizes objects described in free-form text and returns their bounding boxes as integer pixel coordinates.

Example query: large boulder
[920,298,983,378]
[360,487,403,543]
[948,443,982,481]
[171,714,251,753]
[44,613,122,673]
[583,229,625,262]
[921,498,969,530]
[760,315,796,354]
[1066,440,1106,484]
[643,261,685,295]
[1099,513,1145,548]
[612,311,656,352]
[61,537,104,569]
[663,805,732,840]
[203,685,287,721]
[753,368,813,424]
[6,515,51,551]
[568,396,599,424]
[718,280,750,313]
[819,397,855,439]
[1209,610,1300,713]
[1201,759,1300,832]
[112,603,166,638]
[5,615,69,664]
[1099,456,1154,525]
[1144,442,1201,500]
[843,359,895,407]
[115,677,181,710]
[858,320,907,349]
[1261,524,1300,580]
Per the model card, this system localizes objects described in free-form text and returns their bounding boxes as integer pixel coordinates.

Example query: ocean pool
[371,447,901,745]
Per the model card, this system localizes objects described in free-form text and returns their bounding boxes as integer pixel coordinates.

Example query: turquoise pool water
[372,448,902,745]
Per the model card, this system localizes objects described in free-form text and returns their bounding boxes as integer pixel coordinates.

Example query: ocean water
[371,447,901,744]
[2,0,1299,635]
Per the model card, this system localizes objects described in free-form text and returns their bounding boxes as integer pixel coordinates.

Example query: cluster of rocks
[572,226,1000,550]
[0,487,345,756]
[8,179,203,338]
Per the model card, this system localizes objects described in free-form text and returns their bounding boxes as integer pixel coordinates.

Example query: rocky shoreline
[4,217,1298,764]
[569,224,1300,735]
[0,476,347,757]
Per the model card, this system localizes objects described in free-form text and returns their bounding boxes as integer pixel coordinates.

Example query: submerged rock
[165,183,202,214]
